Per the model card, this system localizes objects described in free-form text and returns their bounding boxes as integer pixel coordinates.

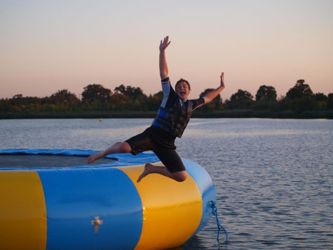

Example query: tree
[313,93,328,110]
[286,79,313,99]
[225,89,253,109]
[114,85,146,99]
[110,92,129,111]
[113,84,147,110]
[0,98,11,112]
[46,89,80,112]
[82,84,112,110]
[147,91,163,111]
[283,79,315,111]
[314,93,327,102]
[255,85,277,110]
[256,85,277,102]
[327,93,333,109]
[48,89,80,104]
[8,94,43,112]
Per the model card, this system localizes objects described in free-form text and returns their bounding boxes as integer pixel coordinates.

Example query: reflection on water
[185,128,327,138]
[0,118,332,249]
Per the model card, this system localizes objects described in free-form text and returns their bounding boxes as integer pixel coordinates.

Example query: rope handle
[209,200,229,245]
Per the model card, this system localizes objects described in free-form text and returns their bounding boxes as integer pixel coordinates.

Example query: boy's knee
[117,142,132,153]
[172,171,188,182]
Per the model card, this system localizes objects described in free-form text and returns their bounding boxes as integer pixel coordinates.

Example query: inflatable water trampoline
[0,149,216,250]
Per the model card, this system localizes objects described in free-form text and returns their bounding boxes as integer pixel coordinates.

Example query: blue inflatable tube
[0,149,216,249]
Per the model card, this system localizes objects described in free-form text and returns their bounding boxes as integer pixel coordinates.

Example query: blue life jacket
[152,79,204,138]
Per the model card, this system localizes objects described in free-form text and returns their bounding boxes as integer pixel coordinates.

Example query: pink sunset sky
[1,0,332,100]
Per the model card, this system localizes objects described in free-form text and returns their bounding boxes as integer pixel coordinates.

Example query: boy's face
[175,81,190,101]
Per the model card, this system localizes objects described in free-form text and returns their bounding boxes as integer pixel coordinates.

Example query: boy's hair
[175,78,191,90]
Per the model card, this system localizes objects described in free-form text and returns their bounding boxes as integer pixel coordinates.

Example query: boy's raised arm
[159,36,171,80]
[202,72,226,104]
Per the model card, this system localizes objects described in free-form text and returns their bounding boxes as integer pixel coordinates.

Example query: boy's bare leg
[137,163,187,182]
[87,142,131,163]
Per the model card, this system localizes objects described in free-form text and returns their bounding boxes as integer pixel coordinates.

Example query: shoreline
[1,110,332,119]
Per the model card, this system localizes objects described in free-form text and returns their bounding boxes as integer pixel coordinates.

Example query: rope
[209,200,229,245]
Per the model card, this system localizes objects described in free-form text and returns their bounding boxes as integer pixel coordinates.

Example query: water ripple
[1,118,333,249]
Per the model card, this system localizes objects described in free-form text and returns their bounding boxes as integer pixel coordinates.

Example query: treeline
[0,79,333,118]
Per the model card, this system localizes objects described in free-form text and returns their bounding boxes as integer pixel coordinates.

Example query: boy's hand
[220,72,225,89]
[160,36,171,51]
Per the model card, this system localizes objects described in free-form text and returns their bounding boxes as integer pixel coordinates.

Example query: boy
[87,36,225,182]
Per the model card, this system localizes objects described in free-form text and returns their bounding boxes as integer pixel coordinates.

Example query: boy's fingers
[162,36,170,45]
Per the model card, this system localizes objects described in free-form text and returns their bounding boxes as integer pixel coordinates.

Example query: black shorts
[125,127,185,173]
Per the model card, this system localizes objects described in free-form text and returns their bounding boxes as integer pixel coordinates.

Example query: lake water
[0,118,332,249]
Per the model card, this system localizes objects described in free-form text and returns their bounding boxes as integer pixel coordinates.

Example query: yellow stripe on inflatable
[0,171,47,250]
[120,164,203,250]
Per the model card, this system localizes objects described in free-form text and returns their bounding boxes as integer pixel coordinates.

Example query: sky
[1,0,332,100]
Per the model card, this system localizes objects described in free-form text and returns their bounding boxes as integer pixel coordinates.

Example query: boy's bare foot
[137,163,154,182]
[87,154,100,164]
